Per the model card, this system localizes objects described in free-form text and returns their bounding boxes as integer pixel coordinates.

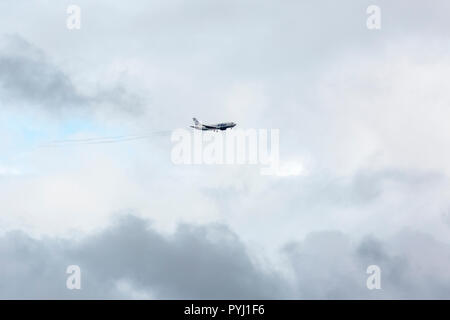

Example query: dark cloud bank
[1,214,450,299]
[0,34,144,116]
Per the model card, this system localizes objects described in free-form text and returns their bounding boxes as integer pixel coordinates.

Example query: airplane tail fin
[193,118,201,125]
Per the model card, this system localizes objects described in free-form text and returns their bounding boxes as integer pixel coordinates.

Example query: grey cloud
[204,168,447,217]
[0,35,144,116]
[1,214,450,299]
[70,215,285,299]
[0,215,285,299]
[0,35,86,112]
[285,230,450,299]
[307,168,446,207]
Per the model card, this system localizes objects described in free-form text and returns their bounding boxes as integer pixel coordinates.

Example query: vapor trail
[40,130,172,147]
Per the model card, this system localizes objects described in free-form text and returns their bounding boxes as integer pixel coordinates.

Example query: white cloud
[274,160,306,177]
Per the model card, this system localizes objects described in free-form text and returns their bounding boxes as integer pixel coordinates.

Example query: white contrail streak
[40,131,172,147]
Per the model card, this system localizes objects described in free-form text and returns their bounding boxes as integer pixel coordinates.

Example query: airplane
[190,118,237,131]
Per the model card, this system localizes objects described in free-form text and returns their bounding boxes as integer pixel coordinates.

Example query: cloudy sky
[1,0,450,299]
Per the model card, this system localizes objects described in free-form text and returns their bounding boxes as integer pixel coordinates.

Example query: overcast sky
[1,0,450,299]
